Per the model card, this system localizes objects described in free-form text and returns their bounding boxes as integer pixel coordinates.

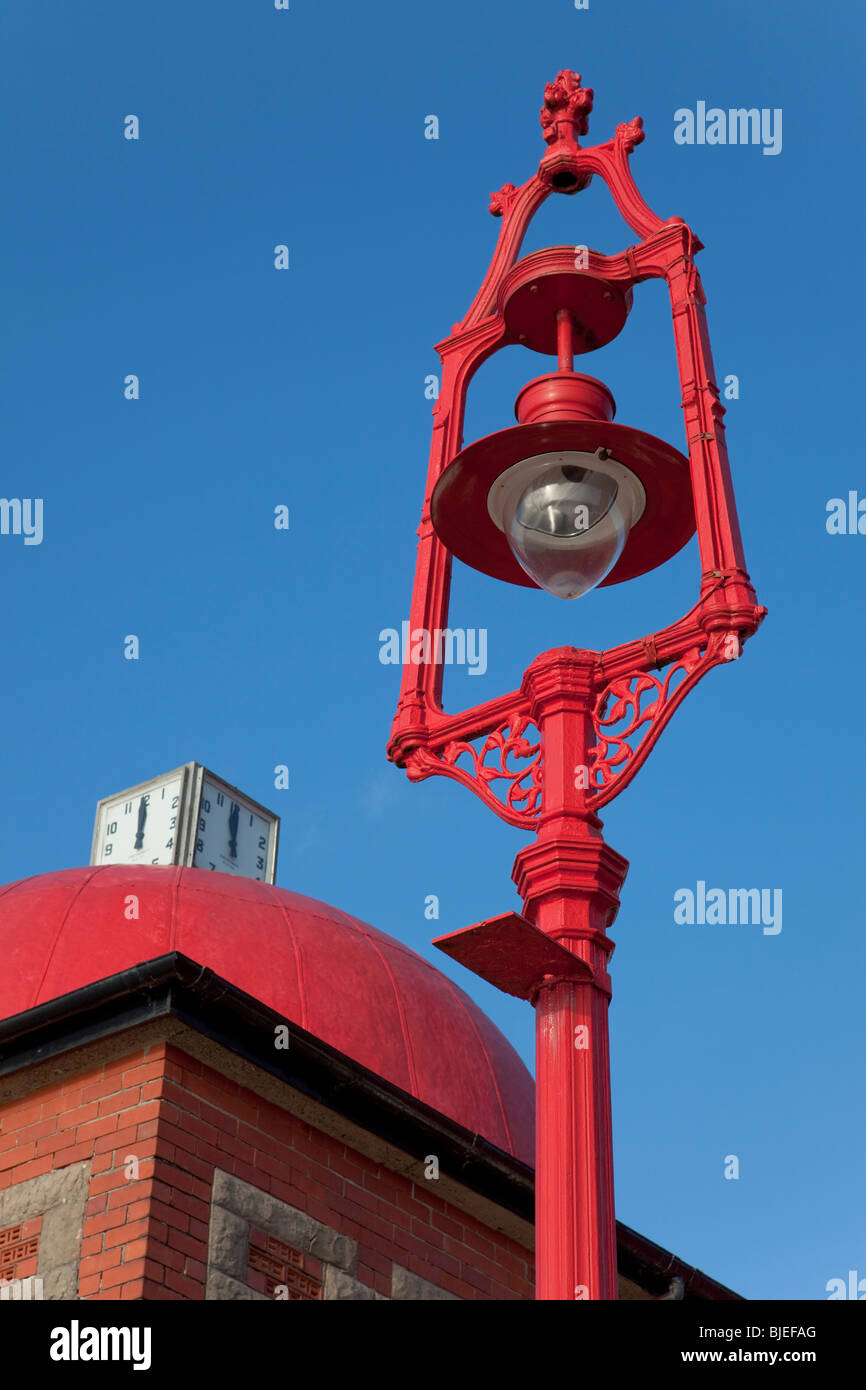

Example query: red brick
[461,1224,497,1260]
[417,1244,460,1278]
[14,1117,58,1146]
[462,1264,495,1295]
[287,1126,333,1166]
[270,1178,308,1211]
[92,1123,142,1157]
[166,1229,207,1261]
[35,1132,73,1158]
[393,1226,434,1261]
[363,1170,401,1205]
[101,1258,147,1290]
[394,1189,433,1223]
[14,1156,54,1182]
[163,1189,209,1223]
[79,1249,123,1277]
[119,1280,148,1299]
[159,1165,210,1201]
[358,1245,392,1278]
[104,1219,149,1250]
[251,1150,292,1185]
[142,1240,184,1272]
[182,1075,238,1109]
[80,1235,103,1259]
[84,1209,128,1237]
[121,1062,165,1089]
[0,1142,35,1172]
[123,1238,149,1263]
[81,1077,126,1105]
[52,1143,94,1168]
[328,1151,368,1186]
[162,1149,214,1185]
[96,1088,142,1118]
[431,1211,464,1240]
[148,1199,188,1232]
[78,1274,102,1297]
[163,1268,204,1299]
[232,1160,266,1191]
[57,1103,99,1132]
[195,1100,239,1137]
[76,1116,119,1147]
[411,1218,444,1249]
[415,1186,448,1214]
[85,1194,108,1217]
[0,1104,42,1133]
[101,1172,153,1201]
[41,1089,79,1118]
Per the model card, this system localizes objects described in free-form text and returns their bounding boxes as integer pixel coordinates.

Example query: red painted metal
[388,69,766,1301]
[0,865,534,1165]
[431,413,695,589]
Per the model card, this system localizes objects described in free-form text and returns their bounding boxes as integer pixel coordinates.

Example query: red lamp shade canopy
[431,359,695,596]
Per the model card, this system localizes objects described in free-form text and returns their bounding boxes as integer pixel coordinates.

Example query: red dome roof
[0,866,533,1164]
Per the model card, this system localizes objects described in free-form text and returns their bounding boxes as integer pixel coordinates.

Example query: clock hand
[134,795,148,850]
[228,802,240,859]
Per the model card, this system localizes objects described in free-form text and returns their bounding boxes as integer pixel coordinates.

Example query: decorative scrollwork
[406,716,542,828]
[588,646,714,807]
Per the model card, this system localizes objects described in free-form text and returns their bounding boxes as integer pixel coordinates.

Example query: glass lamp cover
[501,458,637,599]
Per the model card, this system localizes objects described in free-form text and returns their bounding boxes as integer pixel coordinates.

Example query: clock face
[96,775,183,866]
[193,778,274,880]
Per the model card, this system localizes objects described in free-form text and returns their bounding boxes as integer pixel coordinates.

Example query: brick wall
[0,1041,534,1300]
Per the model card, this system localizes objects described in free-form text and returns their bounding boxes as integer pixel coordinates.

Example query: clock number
[202,798,211,814]
[165,838,173,849]
[151,858,159,865]
[249,814,254,827]
[106,821,117,836]
[209,862,216,870]
[216,792,224,806]
[104,843,113,856]
[124,802,132,814]
[171,796,179,809]
[256,856,264,871]
[196,838,204,854]
[199,817,206,832]
[258,835,267,850]
[169,816,176,830]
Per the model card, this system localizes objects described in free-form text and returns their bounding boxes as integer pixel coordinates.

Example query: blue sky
[2,0,863,1300]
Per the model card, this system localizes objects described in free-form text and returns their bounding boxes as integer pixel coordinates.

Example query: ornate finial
[489,183,519,217]
[540,70,594,144]
[615,117,645,154]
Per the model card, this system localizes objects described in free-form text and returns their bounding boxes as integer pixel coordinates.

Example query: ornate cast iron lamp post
[387,70,765,1301]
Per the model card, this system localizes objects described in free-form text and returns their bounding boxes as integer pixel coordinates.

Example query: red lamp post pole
[514,649,627,1300]
[388,69,766,1301]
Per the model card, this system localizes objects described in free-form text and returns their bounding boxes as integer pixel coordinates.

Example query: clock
[91,764,279,883]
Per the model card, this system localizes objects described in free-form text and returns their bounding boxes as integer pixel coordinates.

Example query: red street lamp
[387,69,766,1301]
